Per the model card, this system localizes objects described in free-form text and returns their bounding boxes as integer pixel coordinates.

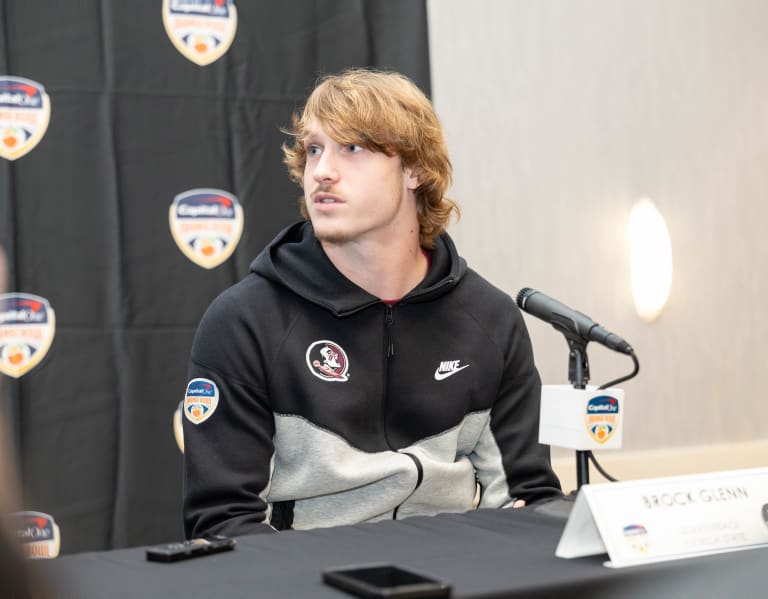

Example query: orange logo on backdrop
[0,293,56,378]
[169,189,244,269]
[0,77,51,161]
[12,511,61,559]
[162,0,238,66]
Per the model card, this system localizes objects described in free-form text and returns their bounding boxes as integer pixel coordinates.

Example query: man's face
[302,120,419,246]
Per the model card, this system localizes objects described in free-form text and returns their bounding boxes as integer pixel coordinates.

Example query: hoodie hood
[250,221,467,317]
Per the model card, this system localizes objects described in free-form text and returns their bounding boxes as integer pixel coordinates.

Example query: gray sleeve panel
[398,410,491,517]
[269,412,494,529]
[472,416,515,508]
[269,414,418,529]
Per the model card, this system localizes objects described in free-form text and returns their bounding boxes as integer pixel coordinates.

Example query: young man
[182,69,561,538]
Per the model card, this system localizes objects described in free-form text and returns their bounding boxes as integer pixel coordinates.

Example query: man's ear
[405,166,421,191]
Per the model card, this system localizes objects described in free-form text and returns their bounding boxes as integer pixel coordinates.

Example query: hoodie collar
[250,221,466,317]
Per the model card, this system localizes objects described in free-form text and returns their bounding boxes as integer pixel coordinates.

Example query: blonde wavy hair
[283,69,458,249]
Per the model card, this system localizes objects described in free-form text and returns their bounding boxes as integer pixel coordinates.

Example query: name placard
[556,468,768,568]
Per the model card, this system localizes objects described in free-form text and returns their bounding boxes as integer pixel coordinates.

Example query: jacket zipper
[384,305,394,357]
[381,305,394,450]
[380,306,425,519]
[382,304,425,520]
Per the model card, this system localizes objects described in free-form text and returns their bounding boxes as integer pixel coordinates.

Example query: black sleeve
[474,294,563,506]
[182,291,278,538]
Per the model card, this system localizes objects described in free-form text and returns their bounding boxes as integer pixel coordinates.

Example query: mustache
[308,184,340,200]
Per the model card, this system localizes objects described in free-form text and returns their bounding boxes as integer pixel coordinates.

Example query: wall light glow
[629,198,673,322]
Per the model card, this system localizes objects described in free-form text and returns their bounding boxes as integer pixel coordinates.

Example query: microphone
[516,287,633,355]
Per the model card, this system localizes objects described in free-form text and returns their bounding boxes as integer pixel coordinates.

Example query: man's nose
[313,148,339,182]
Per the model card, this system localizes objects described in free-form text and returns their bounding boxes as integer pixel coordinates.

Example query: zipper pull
[384,306,395,357]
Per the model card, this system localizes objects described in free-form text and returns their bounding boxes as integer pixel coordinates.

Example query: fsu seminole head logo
[306,340,349,382]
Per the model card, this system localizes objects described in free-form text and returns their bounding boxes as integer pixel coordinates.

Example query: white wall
[427,0,768,475]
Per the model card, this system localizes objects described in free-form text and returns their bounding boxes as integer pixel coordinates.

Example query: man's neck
[321,236,428,301]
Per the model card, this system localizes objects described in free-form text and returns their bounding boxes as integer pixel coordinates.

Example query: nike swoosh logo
[434,364,470,381]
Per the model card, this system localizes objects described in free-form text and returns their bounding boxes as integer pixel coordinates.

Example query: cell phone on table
[322,563,451,598]
[145,534,236,562]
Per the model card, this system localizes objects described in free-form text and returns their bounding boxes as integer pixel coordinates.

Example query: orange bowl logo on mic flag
[169,188,244,269]
[162,0,238,66]
[585,395,619,444]
[0,293,56,378]
[0,77,51,161]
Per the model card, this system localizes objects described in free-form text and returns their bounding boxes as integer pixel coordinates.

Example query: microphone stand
[566,337,590,489]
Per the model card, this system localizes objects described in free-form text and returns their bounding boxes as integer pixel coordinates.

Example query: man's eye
[307,145,321,156]
[347,144,364,153]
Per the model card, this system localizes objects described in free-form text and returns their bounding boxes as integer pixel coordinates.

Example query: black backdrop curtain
[0,0,430,553]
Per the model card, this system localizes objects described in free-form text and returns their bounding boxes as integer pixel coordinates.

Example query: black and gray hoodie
[182,221,561,538]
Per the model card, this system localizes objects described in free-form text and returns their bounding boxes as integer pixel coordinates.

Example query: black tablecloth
[40,505,768,598]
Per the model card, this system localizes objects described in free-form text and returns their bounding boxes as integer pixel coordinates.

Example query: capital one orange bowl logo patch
[162,0,238,66]
[0,76,51,160]
[585,395,619,444]
[0,293,56,378]
[12,511,61,559]
[184,378,219,424]
[169,188,243,269]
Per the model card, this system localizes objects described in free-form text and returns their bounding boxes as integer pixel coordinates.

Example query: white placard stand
[556,468,768,568]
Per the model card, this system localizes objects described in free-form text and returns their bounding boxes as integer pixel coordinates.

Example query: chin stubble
[313,228,351,245]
